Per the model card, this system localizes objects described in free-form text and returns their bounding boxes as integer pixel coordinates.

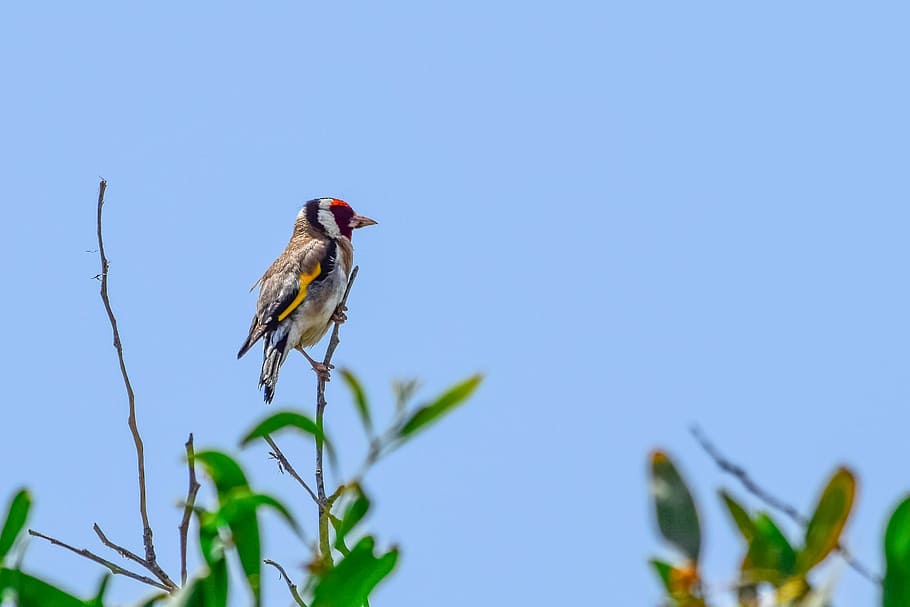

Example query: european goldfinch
[238,198,377,403]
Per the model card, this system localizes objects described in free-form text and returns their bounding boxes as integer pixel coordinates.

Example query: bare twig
[92,524,150,569]
[691,426,805,523]
[93,524,177,590]
[315,266,359,565]
[95,179,177,590]
[28,529,170,591]
[690,425,880,584]
[179,433,201,585]
[266,435,319,504]
[264,559,308,607]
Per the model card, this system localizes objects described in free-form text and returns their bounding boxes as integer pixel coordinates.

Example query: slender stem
[264,559,308,607]
[315,266,359,566]
[28,529,170,591]
[92,525,177,590]
[315,396,331,564]
[691,425,881,584]
[93,179,176,590]
[97,180,146,538]
[179,433,201,585]
[38,180,181,592]
[266,435,319,504]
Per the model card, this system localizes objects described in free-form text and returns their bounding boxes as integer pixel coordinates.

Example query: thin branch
[691,425,805,523]
[28,529,170,591]
[266,435,319,504]
[95,178,177,590]
[179,433,201,585]
[264,559,308,607]
[690,425,881,585]
[320,265,359,384]
[315,265,359,565]
[93,524,178,590]
[92,523,148,567]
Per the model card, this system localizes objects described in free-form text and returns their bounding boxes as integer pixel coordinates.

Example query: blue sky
[1,1,908,605]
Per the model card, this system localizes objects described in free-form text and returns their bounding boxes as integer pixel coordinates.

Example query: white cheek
[318,208,341,238]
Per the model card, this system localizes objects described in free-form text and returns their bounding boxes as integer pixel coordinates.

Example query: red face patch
[329,201,355,239]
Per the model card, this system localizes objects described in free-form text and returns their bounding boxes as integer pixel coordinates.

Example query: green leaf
[312,537,398,607]
[195,451,259,606]
[196,510,223,568]
[719,490,755,542]
[169,564,228,607]
[398,375,482,439]
[746,513,797,584]
[883,496,910,607]
[195,451,250,497]
[202,556,229,607]
[240,411,321,446]
[649,450,701,563]
[239,411,336,463]
[648,558,674,593]
[0,489,31,563]
[167,578,207,607]
[796,467,855,573]
[0,568,86,607]
[88,574,110,607]
[340,369,373,435]
[185,513,230,607]
[220,510,259,604]
[214,490,302,538]
[333,485,371,554]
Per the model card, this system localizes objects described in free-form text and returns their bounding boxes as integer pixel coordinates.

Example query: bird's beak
[350,214,378,229]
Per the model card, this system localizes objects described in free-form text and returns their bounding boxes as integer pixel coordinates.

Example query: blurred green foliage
[0,372,480,607]
[648,450,910,607]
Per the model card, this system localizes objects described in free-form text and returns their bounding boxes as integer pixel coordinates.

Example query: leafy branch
[1,178,483,607]
[647,428,910,607]
[244,268,483,604]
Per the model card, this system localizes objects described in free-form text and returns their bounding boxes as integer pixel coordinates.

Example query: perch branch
[315,265,359,565]
[28,529,170,591]
[691,425,880,584]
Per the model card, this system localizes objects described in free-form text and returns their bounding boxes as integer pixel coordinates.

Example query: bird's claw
[332,305,348,324]
[310,361,335,382]
[300,349,335,382]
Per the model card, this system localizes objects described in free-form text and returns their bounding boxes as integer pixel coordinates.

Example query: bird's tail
[238,316,265,359]
[259,333,288,404]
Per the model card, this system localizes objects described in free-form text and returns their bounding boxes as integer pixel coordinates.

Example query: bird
[238,197,377,403]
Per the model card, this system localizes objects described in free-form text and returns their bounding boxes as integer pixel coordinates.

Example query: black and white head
[297,197,377,240]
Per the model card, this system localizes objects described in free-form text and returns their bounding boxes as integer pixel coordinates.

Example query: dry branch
[691,425,880,584]
[31,179,181,591]
[94,179,177,590]
[28,529,170,591]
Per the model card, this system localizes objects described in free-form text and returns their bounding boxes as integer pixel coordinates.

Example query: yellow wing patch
[277,263,321,322]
